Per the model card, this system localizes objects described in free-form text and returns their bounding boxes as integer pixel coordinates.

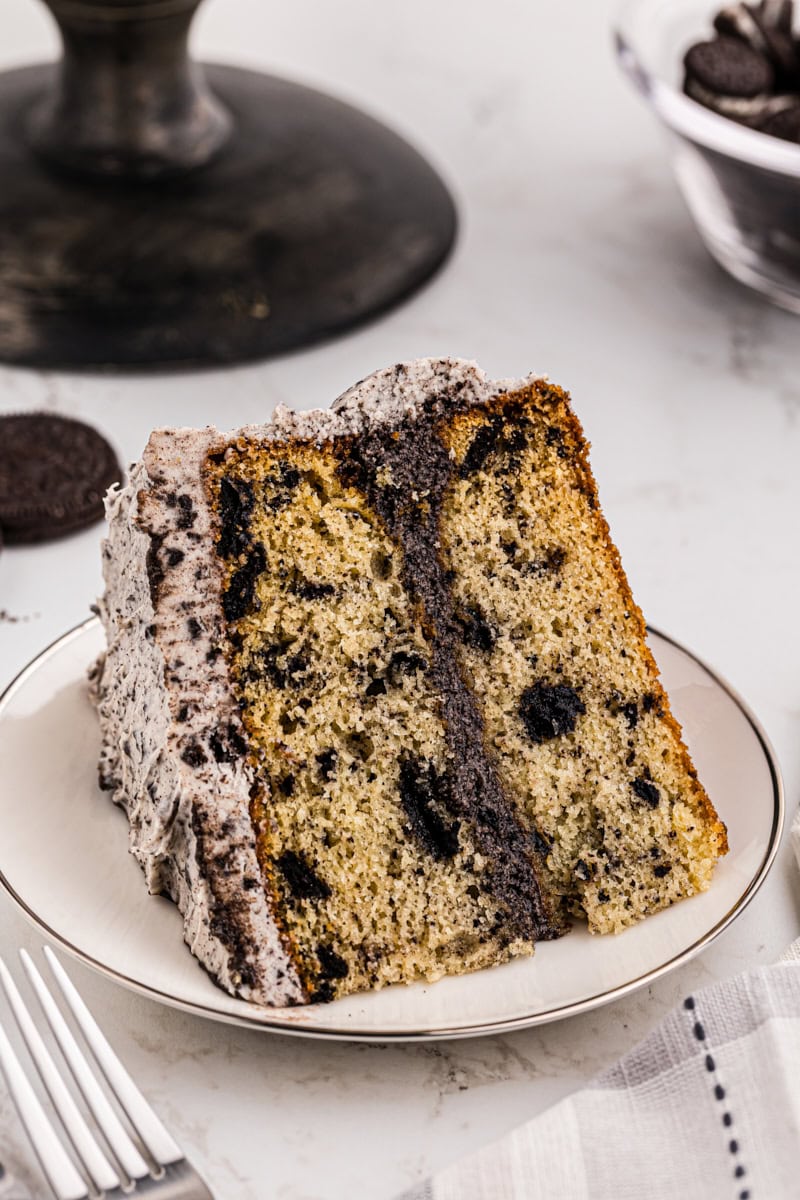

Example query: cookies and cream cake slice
[93,357,726,1007]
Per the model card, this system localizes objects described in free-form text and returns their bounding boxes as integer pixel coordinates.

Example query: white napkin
[401,819,800,1200]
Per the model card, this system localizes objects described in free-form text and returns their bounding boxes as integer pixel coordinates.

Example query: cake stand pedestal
[0,1,456,369]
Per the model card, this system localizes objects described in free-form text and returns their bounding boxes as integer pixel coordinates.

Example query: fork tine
[0,1009,87,1200]
[0,959,119,1196]
[20,950,151,1184]
[42,948,184,1168]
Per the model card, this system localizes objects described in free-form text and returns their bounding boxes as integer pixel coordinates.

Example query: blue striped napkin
[400,812,800,1200]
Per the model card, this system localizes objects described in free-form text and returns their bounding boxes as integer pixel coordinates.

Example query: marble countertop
[0,1,798,1196]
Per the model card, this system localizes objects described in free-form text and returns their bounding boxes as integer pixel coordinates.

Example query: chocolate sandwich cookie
[757,100,800,136]
[745,4,798,87]
[685,78,796,124]
[718,4,798,88]
[715,2,795,48]
[761,0,794,35]
[684,2,800,136]
[684,36,775,97]
[715,4,773,48]
[0,413,121,543]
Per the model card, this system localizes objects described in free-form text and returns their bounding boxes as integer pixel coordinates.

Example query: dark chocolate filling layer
[334,407,562,943]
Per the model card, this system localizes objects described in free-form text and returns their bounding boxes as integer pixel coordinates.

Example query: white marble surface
[0,1,798,1197]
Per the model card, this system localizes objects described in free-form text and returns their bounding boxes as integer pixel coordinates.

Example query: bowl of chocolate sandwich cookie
[616,0,800,313]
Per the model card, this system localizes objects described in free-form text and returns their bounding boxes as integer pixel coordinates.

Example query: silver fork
[0,946,213,1200]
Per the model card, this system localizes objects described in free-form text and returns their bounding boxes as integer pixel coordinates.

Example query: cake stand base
[0,64,457,370]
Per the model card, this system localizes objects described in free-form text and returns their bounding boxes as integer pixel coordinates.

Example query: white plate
[0,619,783,1041]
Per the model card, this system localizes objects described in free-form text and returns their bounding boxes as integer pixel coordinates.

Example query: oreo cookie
[684,36,775,97]
[747,5,798,86]
[0,413,122,543]
[685,79,796,123]
[684,3,800,127]
[757,99,800,136]
[761,0,794,35]
[714,4,773,48]
[716,2,795,47]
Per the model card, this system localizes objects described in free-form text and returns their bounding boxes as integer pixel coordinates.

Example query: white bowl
[616,0,800,313]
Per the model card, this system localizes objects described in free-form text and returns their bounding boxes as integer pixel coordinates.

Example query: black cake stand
[0,0,457,369]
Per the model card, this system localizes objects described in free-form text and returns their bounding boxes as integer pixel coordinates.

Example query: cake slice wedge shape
[93,358,727,1006]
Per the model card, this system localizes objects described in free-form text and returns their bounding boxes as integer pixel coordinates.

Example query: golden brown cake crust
[511,380,727,856]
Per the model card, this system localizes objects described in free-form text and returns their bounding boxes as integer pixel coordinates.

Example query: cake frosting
[94,434,304,1004]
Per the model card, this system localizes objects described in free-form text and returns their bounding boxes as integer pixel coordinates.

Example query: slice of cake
[93,358,727,1006]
